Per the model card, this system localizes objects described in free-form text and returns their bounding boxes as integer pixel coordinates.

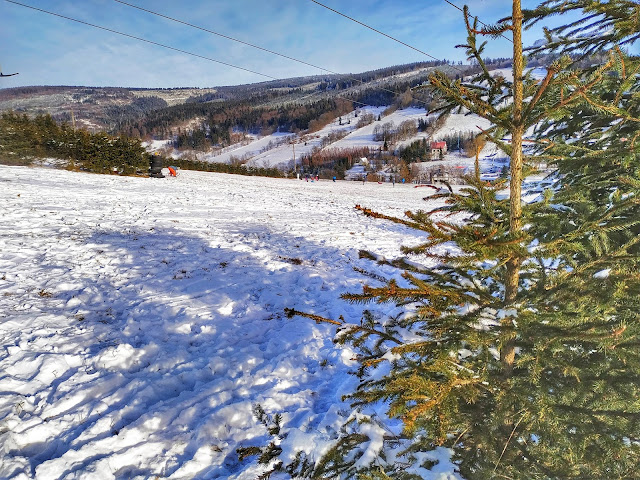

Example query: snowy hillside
[152,105,502,175]
[0,166,462,480]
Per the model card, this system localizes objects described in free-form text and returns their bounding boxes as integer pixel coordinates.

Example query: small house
[430,141,447,158]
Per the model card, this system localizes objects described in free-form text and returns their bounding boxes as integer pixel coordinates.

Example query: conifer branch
[553,404,640,419]
[523,63,559,119]
[428,72,501,121]
[284,307,343,325]
[354,205,424,231]
[493,411,527,473]
[462,6,497,81]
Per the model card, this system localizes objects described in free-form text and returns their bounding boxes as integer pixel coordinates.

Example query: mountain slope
[0,61,469,133]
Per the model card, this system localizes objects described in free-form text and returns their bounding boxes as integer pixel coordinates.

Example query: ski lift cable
[110,0,434,108]
[5,0,435,109]
[4,0,279,80]
[308,0,468,75]
[112,0,331,74]
[6,0,435,122]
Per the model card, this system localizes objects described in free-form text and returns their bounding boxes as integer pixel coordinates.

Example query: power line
[308,0,466,74]
[6,0,438,116]
[309,0,513,73]
[4,0,278,80]
[9,5,432,175]
[442,0,464,14]
[111,1,461,117]
[112,0,329,74]
[110,0,436,107]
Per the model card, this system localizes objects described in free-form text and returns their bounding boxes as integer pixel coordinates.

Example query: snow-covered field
[0,166,461,479]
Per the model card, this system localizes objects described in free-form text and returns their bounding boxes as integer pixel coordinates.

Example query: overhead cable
[4,0,278,80]
[308,0,466,74]
[112,0,329,73]
[111,0,434,106]
[6,0,437,114]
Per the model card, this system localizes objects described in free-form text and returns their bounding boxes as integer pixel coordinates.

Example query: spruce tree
[279,2,640,479]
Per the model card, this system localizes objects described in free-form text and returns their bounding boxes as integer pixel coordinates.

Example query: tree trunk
[501,0,524,377]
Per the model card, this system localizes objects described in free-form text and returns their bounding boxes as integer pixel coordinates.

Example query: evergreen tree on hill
[271,1,640,478]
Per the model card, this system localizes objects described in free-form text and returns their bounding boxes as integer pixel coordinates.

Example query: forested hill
[0,59,486,136]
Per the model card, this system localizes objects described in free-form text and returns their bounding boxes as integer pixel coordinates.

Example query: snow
[143,105,518,184]
[436,113,492,139]
[330,107,423,151]
[201,132,295,166]
[0,165,461,479]
[142,139,172,153]
[593,269,611,279]
[239,106,386,169]
[489,67,548,83]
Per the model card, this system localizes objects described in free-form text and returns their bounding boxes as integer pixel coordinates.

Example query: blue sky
[0,0,598,89]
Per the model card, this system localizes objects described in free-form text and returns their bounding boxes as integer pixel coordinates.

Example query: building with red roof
[430,141,447,158]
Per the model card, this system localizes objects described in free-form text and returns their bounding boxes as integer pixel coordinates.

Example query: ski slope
[152,106,504,172]
[0,166,462,480]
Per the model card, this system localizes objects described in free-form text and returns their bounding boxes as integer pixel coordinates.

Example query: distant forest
[113,57,536,145]
[115,70,443,147]
[1,58,532,145]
